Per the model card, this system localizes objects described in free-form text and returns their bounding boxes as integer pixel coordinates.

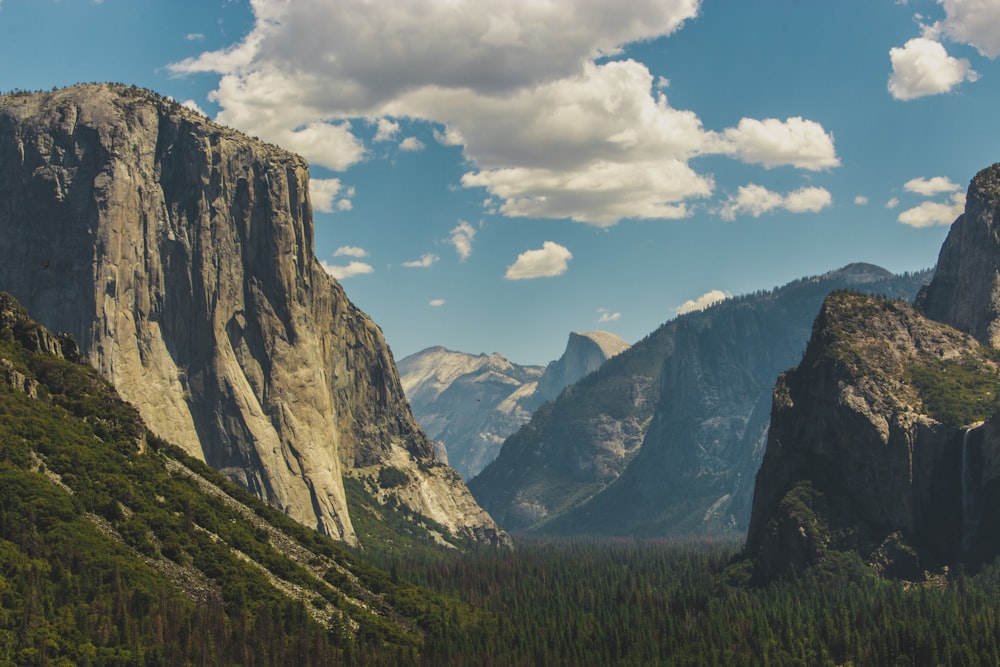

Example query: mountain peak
[917,163,1000,346]
[821,263,894,283]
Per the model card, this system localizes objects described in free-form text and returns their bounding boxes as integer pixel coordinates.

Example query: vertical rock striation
[0,84,506,548]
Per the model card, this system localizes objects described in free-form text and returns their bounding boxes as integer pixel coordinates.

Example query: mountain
[536,331,632,402]
[0,291,473,663]
[470,264,931,535]
[399,330,629,480]
[0,84,506,550]
[399,347,545,480]
[745,163,1000,582]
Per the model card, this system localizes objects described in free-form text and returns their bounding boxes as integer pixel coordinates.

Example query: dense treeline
[11,290,1000,665]
[367,537,1000,666]
[0,295,468,665]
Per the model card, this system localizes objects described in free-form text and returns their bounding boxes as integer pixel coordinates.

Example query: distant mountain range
[469,263,932,538]
[399,331,630,479]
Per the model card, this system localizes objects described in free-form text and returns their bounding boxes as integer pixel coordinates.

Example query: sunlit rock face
[399,331,629,480]
[0,83,507,549]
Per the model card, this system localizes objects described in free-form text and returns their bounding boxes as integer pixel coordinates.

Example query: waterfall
[961,426,979,556]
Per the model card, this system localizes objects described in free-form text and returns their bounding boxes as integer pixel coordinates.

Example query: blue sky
[2,1,999,365]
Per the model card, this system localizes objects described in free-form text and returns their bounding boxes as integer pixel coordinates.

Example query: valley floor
[378,536,1000,666]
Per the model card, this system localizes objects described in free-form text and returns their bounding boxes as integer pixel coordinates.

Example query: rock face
[917,165,1000,346]
[399,347,545,480]
[399,331,629,480]
[536,331,631,402]
[746,163,1000,581]
[470,265,930,535]
[0,84,507,548]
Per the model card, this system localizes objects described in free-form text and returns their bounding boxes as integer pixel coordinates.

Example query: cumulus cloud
[784,187,833,213]
[429,299,446,307]
[504,241,572,280]
[463,158,711,226]
[399,136,425,152]
[447,221,476,261]
[334,245,368,258]
[719,185,832,221]
[888,37,978,100]
[310,178,353,213]
[903,175,962,195]
[898,192,966,227]
[321,260,374,279]
[168,0,844,226]
[180,99,205,115]
[402,253,438,268]
[598,308,622,323]
[185,33,205,41]
[928,0,1000,58]
[886,197,900,209]
[719,117,840,170]
[676,289,729,315]
[374,118,400,142]
[854,195,869,205]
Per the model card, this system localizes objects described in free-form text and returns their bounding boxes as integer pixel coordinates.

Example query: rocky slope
[745,163,1000,581]
[0,84,506,549]
[470,265,930,535]
[399,330,629,480]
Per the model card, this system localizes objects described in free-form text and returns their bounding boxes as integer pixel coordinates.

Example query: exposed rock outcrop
[399,347,545,480]
[917,164,1000,346]
[746,164,1000,581]
[536,331,630,402]
[0,84,507,548]
[399,331,629,481]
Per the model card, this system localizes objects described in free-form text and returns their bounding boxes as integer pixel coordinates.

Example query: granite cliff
[746,163,1000,581]
[399,331,629,480]
[470,265,929,535]
[0,84,506,548]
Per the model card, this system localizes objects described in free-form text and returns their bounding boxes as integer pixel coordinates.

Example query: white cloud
[719,185,832,221]
[783,186,833,213]
[399,136,425,152]
[676,289,729,315]
[448,221,476,261]
[598,308,622,323]
[429,299,446,307]
[504,241,572,280]
[898,192,966,227]
[374,118,400,142]
[886,197,900,209]
[930,0,1000,58]
[463,158,711,226]
[310,178,345,213]
[337,198,354,211]
[334,245,368,258]
[180,99,205,115]
[888,37,978,100]
[903,175,962,196]
[854,195,869,205]
[185,33,205,41]
[403,253,438,268]
[719,117,840,170]
[321,260,374,279]
[169,1,845,226]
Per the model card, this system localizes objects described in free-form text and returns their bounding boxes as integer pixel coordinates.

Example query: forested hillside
[0,292,477,665]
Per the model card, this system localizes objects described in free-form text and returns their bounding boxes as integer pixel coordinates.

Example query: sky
[2,1,999,365]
